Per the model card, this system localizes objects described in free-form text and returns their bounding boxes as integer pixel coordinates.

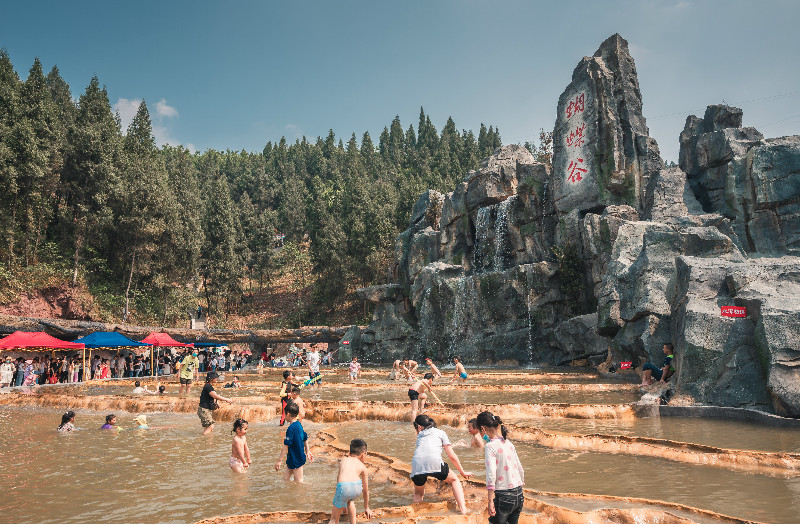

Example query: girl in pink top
[476,411,524,524]
[348,357,361,382]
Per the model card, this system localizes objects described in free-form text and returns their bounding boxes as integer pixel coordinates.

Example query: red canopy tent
[141,333,193,347]
[0,331,85,350]
[140,333,193,377]
[0,332,86,381]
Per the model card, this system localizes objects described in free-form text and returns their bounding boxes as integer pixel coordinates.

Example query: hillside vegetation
[0,50,529,328]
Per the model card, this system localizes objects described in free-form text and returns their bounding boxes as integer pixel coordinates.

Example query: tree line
[0,51,503,326]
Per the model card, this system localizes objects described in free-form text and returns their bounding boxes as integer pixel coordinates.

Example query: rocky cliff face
[357,34,800,416]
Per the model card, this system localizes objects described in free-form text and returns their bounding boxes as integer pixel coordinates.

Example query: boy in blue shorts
[329,439,373,524]
[450,357,467,384]
[274,402,313,482]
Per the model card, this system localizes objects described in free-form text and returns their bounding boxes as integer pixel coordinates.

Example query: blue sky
[2,0,798,162]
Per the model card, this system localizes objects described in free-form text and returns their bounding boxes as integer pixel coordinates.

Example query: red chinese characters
[567,123,586,148]
[567,158,586,183]
[566,92,585,119]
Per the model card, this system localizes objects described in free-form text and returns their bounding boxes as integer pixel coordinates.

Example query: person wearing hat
[198,371,234,435]
[0,356,14,388]
[133,415,149,429]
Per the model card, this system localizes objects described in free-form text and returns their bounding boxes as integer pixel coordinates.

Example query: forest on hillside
[0,51,552,328]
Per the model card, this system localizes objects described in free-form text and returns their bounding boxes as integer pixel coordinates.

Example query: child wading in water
[476,411,524,524]
[230,418,252,473]
[57,411,76,432]
[454,418,485,450]
[349,357,361,382]
[275,402,313,482]
[410,414,473,514]
[450,357,467,384]
[408,373,435,421]
[278,370,296,426]
[101,414,119,431]
[329,438,373,524]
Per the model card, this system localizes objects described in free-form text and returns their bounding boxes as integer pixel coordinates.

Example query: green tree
[61,76,122,285]
[0,49,21,266]
[200,169,245,317]
[115,101,174,321]
[15,58,58,265]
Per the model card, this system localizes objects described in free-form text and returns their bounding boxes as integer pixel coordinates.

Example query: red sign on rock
[721,306,746,318]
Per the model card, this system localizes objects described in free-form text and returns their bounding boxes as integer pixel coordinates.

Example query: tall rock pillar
[551,34,662,221]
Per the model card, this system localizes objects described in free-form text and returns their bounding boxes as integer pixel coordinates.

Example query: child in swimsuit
[230,418,251,473]
[450,357,467,384]
[408,373,435,422]
[329,439,373,524]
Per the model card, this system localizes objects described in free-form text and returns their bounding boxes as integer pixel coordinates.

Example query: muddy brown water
[0,408,410,524]
[516,416,800,454]
[49,383,641,405]
[3,369,799,524]
[331,420,800,524]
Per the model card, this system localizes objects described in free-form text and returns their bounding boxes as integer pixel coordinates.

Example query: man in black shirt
[198,371,234,435]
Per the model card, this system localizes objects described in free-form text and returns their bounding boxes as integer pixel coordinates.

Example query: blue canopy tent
[73,332,150,348]
[72,332,152,379]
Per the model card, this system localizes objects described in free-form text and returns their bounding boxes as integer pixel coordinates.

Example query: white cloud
[152,123,178,148]
[186,143,197,154]
[115,97,193,150]
[156,98,178,118]
[113,97,142,131]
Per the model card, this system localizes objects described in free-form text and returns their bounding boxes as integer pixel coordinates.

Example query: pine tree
[61,76,122,285]
[0,49,21,266]
[16,58,58,265]
[115,101,174,321]
[200,170,246,317]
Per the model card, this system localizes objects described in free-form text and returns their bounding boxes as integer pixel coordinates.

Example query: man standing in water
[179,349,201,396]
[306,344,322,389]
[198,371,234,435]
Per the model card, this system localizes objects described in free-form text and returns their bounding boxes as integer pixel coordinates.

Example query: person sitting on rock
[640,343,675,386]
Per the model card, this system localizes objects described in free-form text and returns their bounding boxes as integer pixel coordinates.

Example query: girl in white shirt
[476,411,525,524]
[410,415,473,514]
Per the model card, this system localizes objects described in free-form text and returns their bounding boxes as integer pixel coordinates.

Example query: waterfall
[473,206,491,272]
[448,277,468,356]
[493,195,516,272]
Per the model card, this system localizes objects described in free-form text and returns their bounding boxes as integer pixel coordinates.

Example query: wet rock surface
[357,33,800,416]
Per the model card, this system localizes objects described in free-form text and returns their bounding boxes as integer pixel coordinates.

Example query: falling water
[473,206,491,272]
[493,195,516,272]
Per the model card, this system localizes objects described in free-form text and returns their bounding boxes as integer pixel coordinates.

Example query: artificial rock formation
[357,34,800,416]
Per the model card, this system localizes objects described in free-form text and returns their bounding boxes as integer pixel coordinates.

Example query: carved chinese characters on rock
[567,158,586,183]
[566,93,585,120]
[567,123,586,148]
[564,91,588,185]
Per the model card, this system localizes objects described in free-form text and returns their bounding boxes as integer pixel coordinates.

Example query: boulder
[596,220,745,337]
[465,145,534,210]
[670,256,800,414]
[551,33,661,215]
[581,205,639,297]
[409,190,444,231]
[552,313,609,364]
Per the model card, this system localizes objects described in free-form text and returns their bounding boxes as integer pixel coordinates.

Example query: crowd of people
[0,348,252,388]
[47,348,529,524]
